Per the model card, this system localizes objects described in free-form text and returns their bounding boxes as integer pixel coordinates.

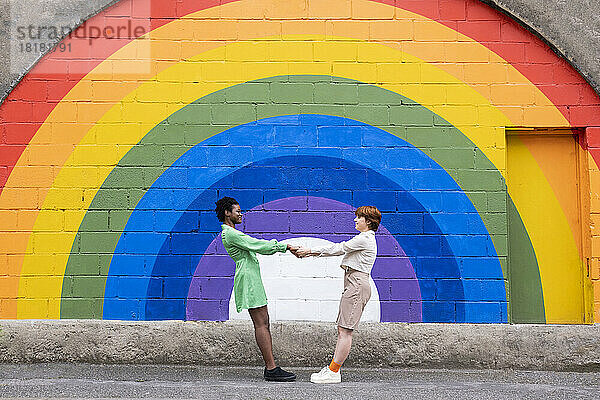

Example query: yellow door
[507,132,588,323]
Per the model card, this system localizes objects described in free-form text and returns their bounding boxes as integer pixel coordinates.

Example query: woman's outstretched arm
[225,228,289,255]
[297,234,368,258]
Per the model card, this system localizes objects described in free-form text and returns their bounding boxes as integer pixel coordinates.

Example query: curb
[1,320,599,371]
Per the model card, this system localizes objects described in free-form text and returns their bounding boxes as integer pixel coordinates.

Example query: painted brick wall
[1,0,599,324]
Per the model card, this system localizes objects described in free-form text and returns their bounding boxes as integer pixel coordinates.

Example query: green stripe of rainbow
[63,75,541,318]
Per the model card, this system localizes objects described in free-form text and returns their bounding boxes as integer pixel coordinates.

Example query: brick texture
[2,0,600,324]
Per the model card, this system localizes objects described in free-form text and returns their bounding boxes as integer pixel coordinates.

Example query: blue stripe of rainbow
[103,115,507,323]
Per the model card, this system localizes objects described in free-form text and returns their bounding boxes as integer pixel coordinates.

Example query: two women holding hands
[215,197,381,384]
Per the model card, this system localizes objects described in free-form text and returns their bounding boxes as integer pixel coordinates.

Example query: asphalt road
[0,363,599,399]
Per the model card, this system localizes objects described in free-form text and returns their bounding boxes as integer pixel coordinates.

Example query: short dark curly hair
[215,197,239,222]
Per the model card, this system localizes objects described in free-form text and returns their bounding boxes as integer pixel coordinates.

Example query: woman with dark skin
[215,197,298,382]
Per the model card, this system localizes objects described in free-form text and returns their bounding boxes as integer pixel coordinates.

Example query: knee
[337,326,353,338]
[253,311,270,329]
[261,313,270,328]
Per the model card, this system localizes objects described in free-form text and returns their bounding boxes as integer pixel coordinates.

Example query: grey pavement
[0,364,600,400]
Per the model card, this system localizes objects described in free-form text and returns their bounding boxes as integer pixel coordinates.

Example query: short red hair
[355,206,382,231]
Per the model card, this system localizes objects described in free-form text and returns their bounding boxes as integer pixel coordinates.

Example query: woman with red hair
[296,206,382,384]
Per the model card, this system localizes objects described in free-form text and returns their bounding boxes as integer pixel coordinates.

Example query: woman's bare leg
[248,305,276,370]
[332,326,353,365]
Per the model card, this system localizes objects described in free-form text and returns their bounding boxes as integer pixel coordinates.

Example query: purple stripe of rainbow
[187,196,421,322]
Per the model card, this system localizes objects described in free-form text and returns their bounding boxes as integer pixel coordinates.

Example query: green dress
[221,224,288,312]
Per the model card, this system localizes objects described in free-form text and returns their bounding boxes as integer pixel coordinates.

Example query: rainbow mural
[1,0,599,324]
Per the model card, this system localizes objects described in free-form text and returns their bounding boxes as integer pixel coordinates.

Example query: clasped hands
[286,245,312,258]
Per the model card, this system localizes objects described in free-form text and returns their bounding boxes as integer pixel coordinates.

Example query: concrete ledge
[1,321,599,371]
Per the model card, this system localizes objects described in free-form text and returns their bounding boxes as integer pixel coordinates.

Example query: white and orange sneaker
[310,366,341,384]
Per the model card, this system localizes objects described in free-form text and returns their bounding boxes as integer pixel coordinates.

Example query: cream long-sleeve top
[312,230,377,274]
